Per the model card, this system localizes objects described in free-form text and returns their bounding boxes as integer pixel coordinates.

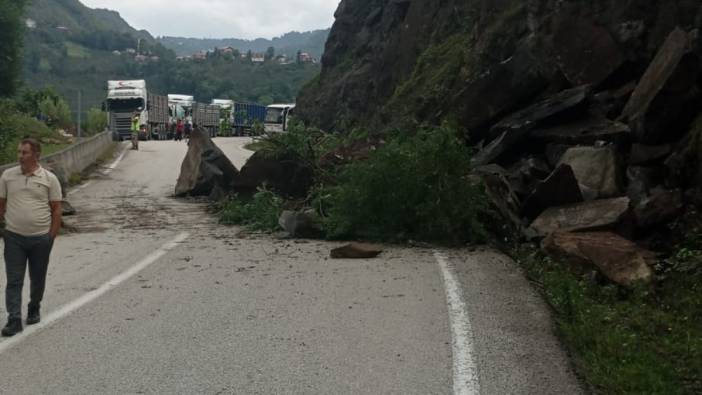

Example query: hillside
[21,0,321,116]
[158,29,330,59]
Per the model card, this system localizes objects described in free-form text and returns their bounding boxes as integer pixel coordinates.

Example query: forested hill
[159,29,331,58]
[21,0,321,117]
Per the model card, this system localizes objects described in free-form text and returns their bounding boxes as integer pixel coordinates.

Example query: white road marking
[434,251,481,395]
[67,145,126,196]
[102,145,127,174]
[0,232,190,354]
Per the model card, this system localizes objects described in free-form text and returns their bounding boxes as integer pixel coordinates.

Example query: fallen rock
[633,187,683,228]
[61,200,76,216]
[472,165,523,234]
[621,27,699,144]
[488,85,591,141]
[558,145,622,200]
[330,243,383,259]
[175,127,240,197]
[552,16,625,86]
[522,164,584,220]
[545,144,570,167]
[507,157,551,196]
[629,143,672,165]
[529,197,631,237]
[470,129,529,167]
[626,166,666,204]
[278,210,323,238]
[233,151,314,199]
[542,231,654,286]
[531,117,630,145]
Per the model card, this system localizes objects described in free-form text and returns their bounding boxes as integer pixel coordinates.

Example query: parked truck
[192,102,220,137]
[212,99,234,136]
[232,102,267,136]
[264,104,296,133]
[147,93,169,140]
[105,80,149,141]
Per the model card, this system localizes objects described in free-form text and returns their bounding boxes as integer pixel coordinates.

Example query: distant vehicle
[265,104,296,133]
[147,93,168,140]
[105,80,149,141]
[192,102,220,137]
[212,99,234,136]
[233,102,267,136]
[168,94,194,133]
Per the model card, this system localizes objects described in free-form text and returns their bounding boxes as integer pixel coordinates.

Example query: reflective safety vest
[131,116,140,132]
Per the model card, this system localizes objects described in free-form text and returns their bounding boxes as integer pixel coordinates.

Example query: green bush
[85,107,107,135]
[37,96,73,129]
[0,101,59,164]
[218,187,283,232]
[320,125,491,244]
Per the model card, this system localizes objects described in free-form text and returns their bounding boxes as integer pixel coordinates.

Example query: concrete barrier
[0,131,117,184]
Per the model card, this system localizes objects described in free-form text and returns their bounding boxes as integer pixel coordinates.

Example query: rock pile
[472,27,702,286]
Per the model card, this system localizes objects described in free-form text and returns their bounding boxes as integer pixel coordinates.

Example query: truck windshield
[107,98,144,112]
[265,108,284,124]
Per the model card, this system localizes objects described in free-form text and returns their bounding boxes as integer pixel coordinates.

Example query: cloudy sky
[80,0,340,39]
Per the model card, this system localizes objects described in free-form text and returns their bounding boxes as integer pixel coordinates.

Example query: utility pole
[77,90,82,138]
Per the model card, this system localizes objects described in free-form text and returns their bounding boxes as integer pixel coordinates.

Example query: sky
[79,0,340,40]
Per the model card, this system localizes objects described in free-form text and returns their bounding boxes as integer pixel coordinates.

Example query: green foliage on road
[219,187,283,232]
[514,237,702,395]
[228,124,492,244]
[319,126,491,243]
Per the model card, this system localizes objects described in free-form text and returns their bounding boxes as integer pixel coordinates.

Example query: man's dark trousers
[3,231,53,320]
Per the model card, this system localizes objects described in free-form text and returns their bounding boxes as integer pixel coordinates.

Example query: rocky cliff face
[297,0,702,278]
[297,0,702,137]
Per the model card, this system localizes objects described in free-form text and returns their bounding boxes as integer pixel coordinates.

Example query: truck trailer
[233,102,267,136]
[192,102,220,137]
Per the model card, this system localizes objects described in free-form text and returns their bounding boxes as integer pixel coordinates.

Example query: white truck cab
[106,80,149,140]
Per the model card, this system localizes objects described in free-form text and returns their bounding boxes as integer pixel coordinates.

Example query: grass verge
[513,238,702,394]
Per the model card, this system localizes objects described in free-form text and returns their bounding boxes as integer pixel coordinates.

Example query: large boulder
[522,164,584,221]
[233,151,314,199]
[620,27,700,144]
[528,197,631,238]
[551,16,625,86]
[175,127,239,197]
[278,210,323,238]
[488,85,591,142]
[633,187,684,228]
[542,231,654,286]
[558,145,622,200]
[531,117,630,146]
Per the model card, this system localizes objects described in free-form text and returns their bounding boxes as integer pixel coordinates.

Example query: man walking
[0,138,62,336]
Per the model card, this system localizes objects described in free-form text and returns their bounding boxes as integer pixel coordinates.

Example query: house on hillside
[220,47,235,55]
[135,54,147,63]
[193,51,207,61]
[252,53,265,63]
[112,50,121,56]
[25,19,36,29]
[298,52,315,63]
[126,48,136,54]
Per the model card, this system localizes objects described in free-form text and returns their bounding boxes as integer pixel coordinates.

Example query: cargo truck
[192,102,220,137]
[232,102,267,136]
[147,93,168,140]
[105,80,149,141]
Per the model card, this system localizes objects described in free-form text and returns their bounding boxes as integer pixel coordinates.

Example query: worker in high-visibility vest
[130,112,140,150]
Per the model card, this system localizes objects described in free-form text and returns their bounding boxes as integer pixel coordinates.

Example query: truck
[168,94,194,135]
[264,104,296,133]
[232,102,267,136]
[212,99,234,136]
[105,80,149,141]
[192,102,220,137]
[147,93,169,140]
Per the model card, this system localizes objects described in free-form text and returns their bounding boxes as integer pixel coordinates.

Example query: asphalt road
[0,138,582,394]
